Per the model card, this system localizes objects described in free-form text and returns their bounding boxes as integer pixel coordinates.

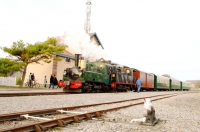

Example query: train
[62,54,191,93]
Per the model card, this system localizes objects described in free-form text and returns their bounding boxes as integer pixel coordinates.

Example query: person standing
[29,73,32,87]
[53,75,58,88]
[49,74,54,89]
[136,78,142,93]
[31,73,35,86]
[44,76,47,88]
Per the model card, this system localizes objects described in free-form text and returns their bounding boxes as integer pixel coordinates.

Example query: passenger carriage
[154,75,170,91]
[133,69,154,91]
[171,79,181,91]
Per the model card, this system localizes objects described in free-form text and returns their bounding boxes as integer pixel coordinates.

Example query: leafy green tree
[0,58,25,77]
[0,37,66,87]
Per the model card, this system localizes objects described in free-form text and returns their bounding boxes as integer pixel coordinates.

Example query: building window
[66,57,70,63]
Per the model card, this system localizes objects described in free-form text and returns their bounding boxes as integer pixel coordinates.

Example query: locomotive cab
[110,65,135,92]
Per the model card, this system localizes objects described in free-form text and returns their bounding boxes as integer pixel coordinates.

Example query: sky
[0,0,200,81]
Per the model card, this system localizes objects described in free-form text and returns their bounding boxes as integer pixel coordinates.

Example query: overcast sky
[0,0,200,81]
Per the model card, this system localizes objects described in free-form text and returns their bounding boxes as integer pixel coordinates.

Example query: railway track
[0,93,179,132]
[0,90,196,97]
[0,92,68,97]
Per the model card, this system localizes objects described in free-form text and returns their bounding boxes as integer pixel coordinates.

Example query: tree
[0,58,25,77]
[0,37,66,87]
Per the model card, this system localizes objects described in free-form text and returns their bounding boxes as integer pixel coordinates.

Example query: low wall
[0,77,16,86]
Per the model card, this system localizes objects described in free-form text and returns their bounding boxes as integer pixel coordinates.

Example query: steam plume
[56,31,108,62]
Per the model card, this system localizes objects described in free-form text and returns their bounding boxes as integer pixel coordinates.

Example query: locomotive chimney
[75,54,81,67]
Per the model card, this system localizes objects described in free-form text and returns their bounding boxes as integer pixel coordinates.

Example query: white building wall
[25,61,53,85]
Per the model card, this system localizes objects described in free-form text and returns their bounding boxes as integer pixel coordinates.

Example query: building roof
[88,32,104,49]
[53,50,75,60]
[62,50,73,56]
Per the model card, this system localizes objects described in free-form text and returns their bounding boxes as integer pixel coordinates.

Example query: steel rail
[0,94,177,132]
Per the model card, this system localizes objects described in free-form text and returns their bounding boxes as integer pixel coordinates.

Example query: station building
[12,32,104,85]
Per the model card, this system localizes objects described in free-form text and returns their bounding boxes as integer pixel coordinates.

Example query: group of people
[29,73,35,87]
[44,74,60,89]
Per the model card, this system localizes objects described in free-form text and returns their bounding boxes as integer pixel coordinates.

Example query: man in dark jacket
[31,73,35,84]
[49,74,54,88]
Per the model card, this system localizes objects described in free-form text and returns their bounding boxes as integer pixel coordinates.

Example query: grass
[0,85,21,88]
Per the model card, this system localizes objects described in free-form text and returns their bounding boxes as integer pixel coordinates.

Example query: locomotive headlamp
[112,74,115,77]
[126,69,130,73]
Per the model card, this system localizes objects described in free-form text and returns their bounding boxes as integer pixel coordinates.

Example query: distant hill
[186,80,200,88]
[161,74,171,78]
[161,74,177,80]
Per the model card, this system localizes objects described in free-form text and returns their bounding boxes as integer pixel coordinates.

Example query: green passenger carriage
[154,75,171,91]
[171,79,181,91]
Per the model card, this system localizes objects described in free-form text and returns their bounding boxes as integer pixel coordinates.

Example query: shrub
[16,77,22,85]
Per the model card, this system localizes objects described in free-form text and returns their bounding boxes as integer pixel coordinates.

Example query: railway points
[0,93,178,131]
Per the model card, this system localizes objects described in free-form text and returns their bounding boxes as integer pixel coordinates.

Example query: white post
[57,110,86,114]
[21,114,52,121]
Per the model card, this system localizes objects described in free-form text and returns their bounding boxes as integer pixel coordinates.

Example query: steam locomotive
[62,54,191,93]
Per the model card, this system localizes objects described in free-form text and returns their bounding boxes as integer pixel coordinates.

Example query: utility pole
[84,0,92,33]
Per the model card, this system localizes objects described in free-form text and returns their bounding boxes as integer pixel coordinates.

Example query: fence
[0,77,16,86]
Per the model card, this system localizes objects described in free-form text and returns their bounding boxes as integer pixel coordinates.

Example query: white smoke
[59,31,108,62]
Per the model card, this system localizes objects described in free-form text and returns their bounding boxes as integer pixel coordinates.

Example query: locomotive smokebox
[75,54,81,68]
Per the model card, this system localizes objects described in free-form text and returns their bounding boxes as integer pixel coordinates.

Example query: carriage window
[97,69,101,73]
[100,64,104,70]
[65,57,70,62]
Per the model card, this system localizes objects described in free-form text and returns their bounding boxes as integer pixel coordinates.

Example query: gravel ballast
[61,92,200,132]
[0,91,199,131]
[0,91,178,114]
